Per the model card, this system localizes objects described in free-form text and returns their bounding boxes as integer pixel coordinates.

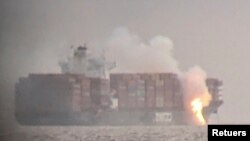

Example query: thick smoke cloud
[182,66,212,110]
[106,27,180,74]
[106,27,211,114]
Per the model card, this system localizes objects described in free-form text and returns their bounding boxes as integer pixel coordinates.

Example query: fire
[191,98,206,125]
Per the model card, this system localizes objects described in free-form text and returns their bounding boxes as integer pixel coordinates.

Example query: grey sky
[1,0,250,124]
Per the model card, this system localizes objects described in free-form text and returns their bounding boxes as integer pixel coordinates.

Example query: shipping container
[117,82,128,109]
[81,96,92,110]
[15,72,223,125]
[110,73,184,110]
[15,74,111,114]
[72,87,82,112]
[145,80,155,108]
[14,45,224,125]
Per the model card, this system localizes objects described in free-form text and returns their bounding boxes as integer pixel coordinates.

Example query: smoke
[106,27,211,111]
[106,27,180,74]
[181,66,212,109]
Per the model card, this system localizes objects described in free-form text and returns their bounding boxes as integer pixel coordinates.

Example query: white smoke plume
[181,66,212,109]
[106,27,211,112]
[106,27,180,74]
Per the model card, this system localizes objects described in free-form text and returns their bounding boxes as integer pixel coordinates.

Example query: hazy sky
[1,0,250,124]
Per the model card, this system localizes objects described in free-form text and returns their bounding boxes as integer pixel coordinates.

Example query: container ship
[15,46,223,125]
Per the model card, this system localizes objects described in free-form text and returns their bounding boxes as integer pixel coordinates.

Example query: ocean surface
[1,125,207,141]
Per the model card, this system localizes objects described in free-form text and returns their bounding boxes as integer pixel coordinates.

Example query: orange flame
[191,98,206,125]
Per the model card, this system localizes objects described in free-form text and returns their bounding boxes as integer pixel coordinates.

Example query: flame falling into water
[191,98,206,125]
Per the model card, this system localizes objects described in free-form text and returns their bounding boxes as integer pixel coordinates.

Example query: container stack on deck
[14,45,223,125]
[110,73,183,111]
[15,74,111,124]
[15,72,223,125]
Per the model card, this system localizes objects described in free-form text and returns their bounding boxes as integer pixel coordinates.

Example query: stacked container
[80,78,91,110]
[145,79,155,108]
[110,73,184,111]
[137,79,146,108]
[71,82,82,112]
